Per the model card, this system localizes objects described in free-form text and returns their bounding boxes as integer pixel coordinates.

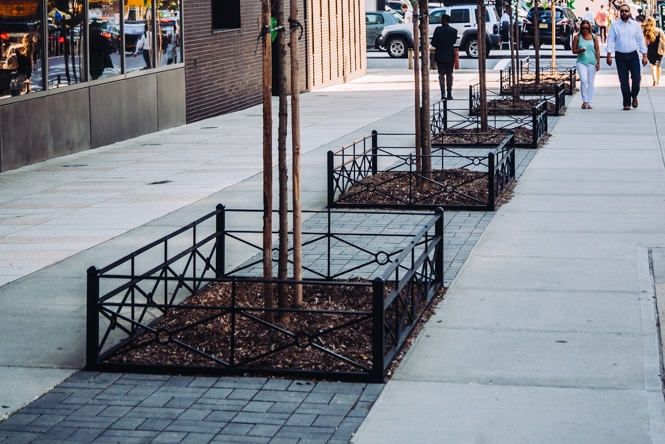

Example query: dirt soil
[106,279,445,381]
[474,98,560,116]
[338,168,489,207]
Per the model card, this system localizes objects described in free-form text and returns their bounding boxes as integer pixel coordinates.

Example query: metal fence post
[488,151,495,211]
[371,130,378,175]
[434,207,445,287]
[443,99,448,130]
[510,131,516,178]
[371,277,385,383]
[531,105,538,148]
[327,151,335,207]
[216,204,225,278]
[468,84,473,112]
[86,266,100,370]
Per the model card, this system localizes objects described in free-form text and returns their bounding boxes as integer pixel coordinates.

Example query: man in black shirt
[430,14,458,100]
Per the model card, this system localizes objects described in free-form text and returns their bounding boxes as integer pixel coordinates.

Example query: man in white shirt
[583,7,595,23]
[606,5,648,110]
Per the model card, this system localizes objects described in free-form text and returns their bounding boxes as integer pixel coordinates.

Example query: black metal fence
[431,99,547,149]
[501,63,577,96]
[327,131,515,211]
[87,206,445,383]
[470,81,565,116]
[499,56,530,88]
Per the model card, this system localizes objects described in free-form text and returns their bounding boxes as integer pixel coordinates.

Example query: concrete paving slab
[0,367,75,421]
[351,381,653,444]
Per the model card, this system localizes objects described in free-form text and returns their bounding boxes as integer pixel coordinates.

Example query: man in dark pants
[431,14,458,100]
[606,5,648,110]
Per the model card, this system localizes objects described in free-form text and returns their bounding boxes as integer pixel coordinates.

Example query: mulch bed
[433,127,535,147]
[482,98,560,116]
[337,168,488,207]
[107,279,445,381]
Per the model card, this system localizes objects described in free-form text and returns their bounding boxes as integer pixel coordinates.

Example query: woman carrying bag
[572,20,601,109]
[643,17,664,85]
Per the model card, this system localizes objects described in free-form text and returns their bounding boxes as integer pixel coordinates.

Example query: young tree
[534,0,541,83]
[275,0,290,319]
[418,0,431,177]
[290,0,303,308]
[477,0,488,131]
[261,0,275,322]
[412,1,422,186]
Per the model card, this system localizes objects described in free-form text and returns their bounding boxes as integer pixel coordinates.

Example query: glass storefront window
[156,2,179,66]
[0,0,44,97]
[125,0,154,73]
[89,0,121,80]
[47,0,86,89]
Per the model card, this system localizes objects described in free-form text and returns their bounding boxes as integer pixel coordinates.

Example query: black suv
[521,6,579,50]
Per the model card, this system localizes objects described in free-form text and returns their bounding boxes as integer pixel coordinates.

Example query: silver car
[366,11,402,50]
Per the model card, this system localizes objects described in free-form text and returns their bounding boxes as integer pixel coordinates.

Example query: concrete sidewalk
[352,77,665,443]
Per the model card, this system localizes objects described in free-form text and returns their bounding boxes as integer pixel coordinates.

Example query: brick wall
[183,0,366,123]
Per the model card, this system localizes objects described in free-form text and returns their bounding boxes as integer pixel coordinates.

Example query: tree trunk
[290,0,302,308]
[413,2,422,187]
[514,0,521,96]
[478,1,488,131]
[509,4,517,102]
[261,0,275,323]
[534,0,540,84]
[419,0,431,177]
[551,0,556,73]
[275,0,290,319]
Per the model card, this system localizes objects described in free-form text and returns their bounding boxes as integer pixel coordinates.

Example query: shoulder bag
[658,30,665,56]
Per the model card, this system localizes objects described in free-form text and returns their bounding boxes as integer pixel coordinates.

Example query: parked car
[366,11,402,49]
[377,5,501,58]
[521,5,579,50]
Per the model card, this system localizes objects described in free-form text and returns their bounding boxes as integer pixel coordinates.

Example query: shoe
[632,97,638,108]
[587,104,593,109]
[623,106,631,110]
[582,102,587,109]
[447,93,453,100]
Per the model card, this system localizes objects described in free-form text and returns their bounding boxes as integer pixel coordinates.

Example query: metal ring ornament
[156,328,171,344]
[375,251,390,265]
[295,331,312,348]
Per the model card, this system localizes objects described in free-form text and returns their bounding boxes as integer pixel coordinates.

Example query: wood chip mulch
[434,127,535,146]
[337,168,488,207]
[471,98,560,116]
[106,279,446,381]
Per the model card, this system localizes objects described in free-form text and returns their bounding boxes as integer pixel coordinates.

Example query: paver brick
[211,435,270,443]
[28,414,65,428]
[177,408,213,421]
[230,412,288,426]
[164,376,196,387]
[98,405,134,418]
[0,414,38,426]
[252,391,307,404]
[165,419,226,434]
[164,397,198,409]
[265,403,299,415]
[129,407,184,419]
[273,425,334,439]
[150,431,188,444]
[220,422,253,435]
[261,379,291,391]
[194,399,247,411]
[311,415,343,428]
[241,401,273,413]
[199,388,233,400]
[301,393,332,404]
[57,416,117,429]
[136,418,173,431]
[202,410,236,423]
[71,404,108,417]
[187,378,218,389]
[226,389,258,401]
[246,424,280,438]
[107,416,146,430]
[27,425,76,442]
[179,432,216,444]
[329,393,359,405]
[59,427,103,444]
[284,414,316,427]
[213,378,266,390]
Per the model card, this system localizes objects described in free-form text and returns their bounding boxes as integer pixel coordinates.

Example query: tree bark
[514,0,521,96]
[551,0,556,73]
[262,0,274,323]
[478,1,488,131]
[290,0,302,308]
[419,0,431,177]
[534,0,540,84]
[275,0,290,319]
[413,2,422,187]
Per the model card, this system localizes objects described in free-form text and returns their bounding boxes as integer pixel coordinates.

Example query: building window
[125,0,155,73]
[157,0,180,66]
[47,0,86,89]
[212,0,240,30]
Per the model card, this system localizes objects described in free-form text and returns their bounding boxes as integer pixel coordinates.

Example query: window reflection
[156,3,179,66]
[89,0,121,80]
[0,0,43,97]
[125,0,153,72]
[47,0,85,89]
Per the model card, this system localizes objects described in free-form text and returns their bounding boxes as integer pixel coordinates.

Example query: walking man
[606,4,648,110]
[430,14,458,100]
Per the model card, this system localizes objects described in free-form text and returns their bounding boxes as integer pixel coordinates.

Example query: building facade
[0,0,365,172]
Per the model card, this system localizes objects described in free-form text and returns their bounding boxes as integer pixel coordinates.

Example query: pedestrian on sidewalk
[606,5,648,110]
[643,16,664,85]
[430,13,457,100]
[401,4,413,24]
[595,5,609,44]
[573,20,601,109]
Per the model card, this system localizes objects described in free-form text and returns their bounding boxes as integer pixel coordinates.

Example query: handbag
[658,30,665,56]
[2,48,18,70]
